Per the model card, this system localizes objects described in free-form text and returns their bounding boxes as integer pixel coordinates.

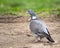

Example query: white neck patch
[32,16,37,19]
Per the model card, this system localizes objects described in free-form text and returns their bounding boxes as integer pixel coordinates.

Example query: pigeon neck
[31,16,37,20]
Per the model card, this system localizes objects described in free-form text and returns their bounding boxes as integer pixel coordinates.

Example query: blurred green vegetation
[0,0,60,16]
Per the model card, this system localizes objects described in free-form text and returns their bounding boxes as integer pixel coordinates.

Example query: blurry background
[0,0,60,17]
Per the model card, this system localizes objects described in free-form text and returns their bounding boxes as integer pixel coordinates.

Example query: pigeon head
[28,10,37,20]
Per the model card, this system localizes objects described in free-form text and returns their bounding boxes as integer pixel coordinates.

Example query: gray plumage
[28,10,54,42]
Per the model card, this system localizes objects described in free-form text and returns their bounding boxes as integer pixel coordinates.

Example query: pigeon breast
[30,19,49,35]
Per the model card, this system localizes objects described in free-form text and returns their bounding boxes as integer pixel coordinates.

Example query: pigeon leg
[39,36,44,41]
[33,34,40,42]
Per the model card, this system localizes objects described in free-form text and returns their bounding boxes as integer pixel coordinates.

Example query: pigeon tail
[46,35,55,42]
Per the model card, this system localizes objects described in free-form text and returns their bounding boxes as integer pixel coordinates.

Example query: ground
[0,16,60,48]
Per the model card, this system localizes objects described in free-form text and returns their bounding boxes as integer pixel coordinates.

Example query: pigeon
[28,10,54,42]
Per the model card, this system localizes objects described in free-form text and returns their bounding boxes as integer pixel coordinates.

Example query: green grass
[0,0,60,15]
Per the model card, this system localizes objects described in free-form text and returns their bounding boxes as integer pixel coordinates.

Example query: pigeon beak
[26,11,29,14]
[26,11,31,22]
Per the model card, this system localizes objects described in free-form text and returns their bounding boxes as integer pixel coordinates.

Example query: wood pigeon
[28,10,54,43]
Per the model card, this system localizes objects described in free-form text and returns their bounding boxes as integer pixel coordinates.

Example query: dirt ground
[0,16,60,48]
